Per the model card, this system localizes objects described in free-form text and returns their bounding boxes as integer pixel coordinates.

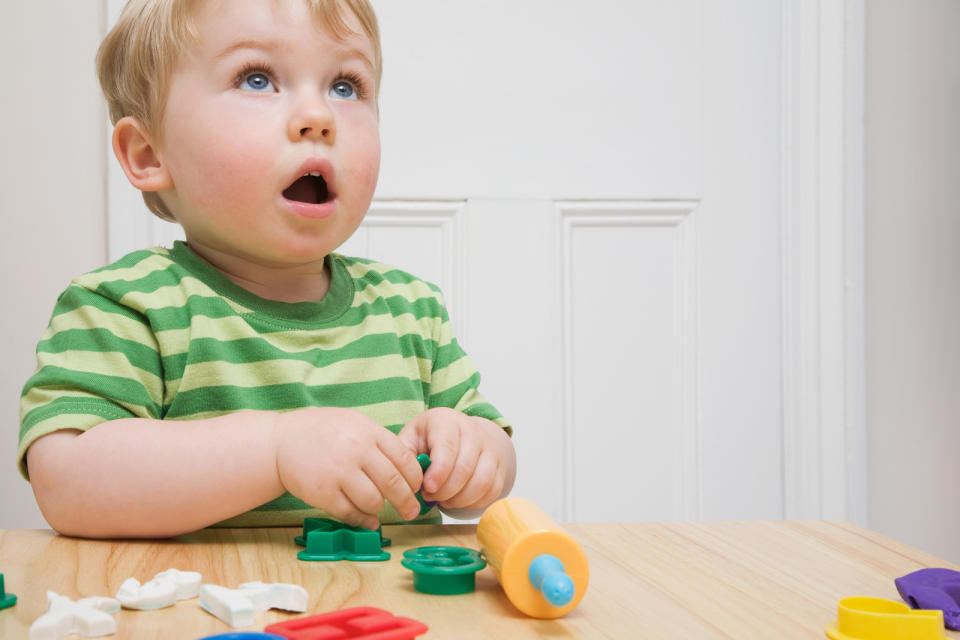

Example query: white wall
[865,0,960,563]
[0,3,107,528]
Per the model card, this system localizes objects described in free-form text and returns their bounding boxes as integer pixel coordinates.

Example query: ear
[112,116,173,192]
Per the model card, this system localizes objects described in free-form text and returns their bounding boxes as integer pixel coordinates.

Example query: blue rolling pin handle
[528,553,576,607]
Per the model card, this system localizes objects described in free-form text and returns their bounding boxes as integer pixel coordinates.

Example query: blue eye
[240,72,274,92]
[330,81,358,100]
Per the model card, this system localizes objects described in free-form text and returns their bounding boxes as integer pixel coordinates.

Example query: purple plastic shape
[895,568,960,630]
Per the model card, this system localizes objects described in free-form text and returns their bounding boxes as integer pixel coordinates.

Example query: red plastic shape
[263,606,428,640]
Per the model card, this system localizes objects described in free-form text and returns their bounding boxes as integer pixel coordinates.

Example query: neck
[184,241,330,303]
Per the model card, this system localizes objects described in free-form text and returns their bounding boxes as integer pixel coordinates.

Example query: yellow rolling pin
[477,497,589,619]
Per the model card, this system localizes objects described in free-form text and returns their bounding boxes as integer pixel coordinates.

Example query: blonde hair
[96,0,382,221]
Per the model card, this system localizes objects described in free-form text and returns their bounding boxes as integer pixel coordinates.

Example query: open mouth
[283,171,330,204]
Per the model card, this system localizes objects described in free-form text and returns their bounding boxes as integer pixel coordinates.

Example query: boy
[18,0,515,538]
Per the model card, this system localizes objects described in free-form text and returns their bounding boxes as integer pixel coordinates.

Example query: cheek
[354,145,380,194]
[200,148,268,201]
[161,88,276,210]
[169,130,273,214]
[345,126,381,197]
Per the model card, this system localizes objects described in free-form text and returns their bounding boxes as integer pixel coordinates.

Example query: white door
[108,1,866,525]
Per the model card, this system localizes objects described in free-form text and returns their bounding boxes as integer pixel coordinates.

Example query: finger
[396,415,426,454]
[341,474,385,520]
[441,450,499,509]
[472,458,506,510]
[322,490,380,531]
[421,425,461,495]
[425,431,480,503]
[376,432,424,493]
[363,449,421,521]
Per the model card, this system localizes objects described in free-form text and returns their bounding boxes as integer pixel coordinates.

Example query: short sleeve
[426,294,513,437]
[18,283,165,479]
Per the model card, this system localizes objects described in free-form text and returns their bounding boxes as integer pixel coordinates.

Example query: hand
[273,407,423,530]
[398,408,516,511]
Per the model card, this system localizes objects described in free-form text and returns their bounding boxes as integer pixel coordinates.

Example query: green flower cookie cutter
[295,518,391,562]
[401,546,487,595]
[293,453,433,562]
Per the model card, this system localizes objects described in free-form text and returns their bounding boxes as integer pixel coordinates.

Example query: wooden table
[1,521,958,639]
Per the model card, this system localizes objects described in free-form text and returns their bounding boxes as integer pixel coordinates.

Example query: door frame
[780,0,866,524]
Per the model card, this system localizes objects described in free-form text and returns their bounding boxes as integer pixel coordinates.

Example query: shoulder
[69,246,182,302]
[333,254,446,307]
[37,248,183,352]
[66,245,227,321]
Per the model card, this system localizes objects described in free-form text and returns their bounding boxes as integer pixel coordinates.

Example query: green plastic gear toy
[401,546,487,595]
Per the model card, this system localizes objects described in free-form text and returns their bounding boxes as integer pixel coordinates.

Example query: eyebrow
[338,47,376,73]
[214,39,375,73]
[215,39,285,60]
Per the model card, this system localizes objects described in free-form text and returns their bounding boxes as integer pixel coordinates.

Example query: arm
[27,408,424,539]
[402,288,515,515]
[27,411,281,538]
[398,408,516,519]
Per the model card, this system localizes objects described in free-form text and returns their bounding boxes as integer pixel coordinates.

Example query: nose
[288,92,335,144]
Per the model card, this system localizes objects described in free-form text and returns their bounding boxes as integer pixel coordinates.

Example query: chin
[268,240,338,264]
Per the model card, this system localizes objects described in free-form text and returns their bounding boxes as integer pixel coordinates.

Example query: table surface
[1,521,958,639]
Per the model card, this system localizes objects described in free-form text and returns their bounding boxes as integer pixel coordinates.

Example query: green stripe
[174,354,425,394]
[433,340,466,370]
[161,351,188,380]
[382,268,439,290]
[167,332,432,369]
[338,296,442,325]
[51,286,146,324]
[160,332,434,383]
[94,262,189,297]
[379,295,441,319]
[24,366,161,416]
[462,402,501,422]
[38,328,160,373]
[21,396,135,437]
[429,372,482,409]
[346,258,441,292]
[168,377,425,416]
[353,272,441,303]
[145,296,247,330]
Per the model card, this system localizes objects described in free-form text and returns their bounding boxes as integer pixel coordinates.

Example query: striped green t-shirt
[19,241,511,526]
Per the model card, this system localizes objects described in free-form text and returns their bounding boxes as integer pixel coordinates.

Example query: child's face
[156,0,380,265]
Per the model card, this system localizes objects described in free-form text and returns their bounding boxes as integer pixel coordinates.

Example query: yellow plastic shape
[826,596,946,640]
[476,497,589,619]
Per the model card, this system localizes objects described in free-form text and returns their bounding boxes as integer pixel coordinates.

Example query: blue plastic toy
[528,554,576,607]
